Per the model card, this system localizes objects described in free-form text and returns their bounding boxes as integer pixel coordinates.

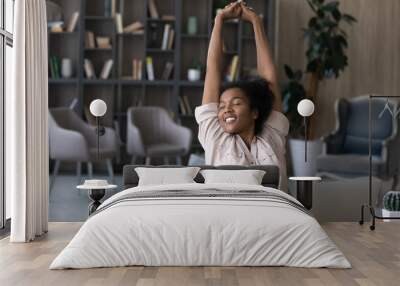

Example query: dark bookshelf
[48,0,276,162]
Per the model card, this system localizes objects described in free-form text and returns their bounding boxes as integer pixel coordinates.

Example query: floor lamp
[297,99,315,162]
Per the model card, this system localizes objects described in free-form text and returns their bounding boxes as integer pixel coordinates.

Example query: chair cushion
[316,154,387,177]
[146,143,186,156]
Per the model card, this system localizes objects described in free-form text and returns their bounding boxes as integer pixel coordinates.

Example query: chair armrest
[126,112,146,156]
[49,127,90,161]
[321,131,344,155]
[165,123,193,154]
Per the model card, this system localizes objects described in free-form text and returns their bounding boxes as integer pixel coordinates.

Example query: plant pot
[289,138,322,176]
[187,69,201,81]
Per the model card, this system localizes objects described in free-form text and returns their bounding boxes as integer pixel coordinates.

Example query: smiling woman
[195,1,289,191]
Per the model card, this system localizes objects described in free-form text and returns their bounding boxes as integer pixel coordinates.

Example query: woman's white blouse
[195,102,290,191]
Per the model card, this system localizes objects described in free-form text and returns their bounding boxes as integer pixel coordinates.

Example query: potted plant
[283,0,356,176]
[187,60,202,82]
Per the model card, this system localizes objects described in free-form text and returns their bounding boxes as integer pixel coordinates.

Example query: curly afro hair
[220,77,275,135]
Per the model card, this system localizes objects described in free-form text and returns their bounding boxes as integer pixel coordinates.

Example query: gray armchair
[126,106,192,165]
[49,107,118,189]
[316,95,400,185]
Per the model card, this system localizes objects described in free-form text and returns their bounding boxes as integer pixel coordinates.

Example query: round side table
[289,177,321,210]
[77,183,117,215]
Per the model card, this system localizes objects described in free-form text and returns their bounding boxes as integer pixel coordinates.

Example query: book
[84,58,96,79]
[50,56,61,78]
[132,59,137,79]
[100,59,114,79]
[178,96,187,115]
[85,31,96,48]
[111,0,117,17]
[115,13,123,34]
[66,12,79,32]
[226,55,239,82]
[146,57,155,80]
[148,0,159,19]
[123,21,144,33]
[161,61,174,80]
[167,28,175,50]
[96,37,111,49]
[161,24,171,50]
[137,60,143,80]
[182,95,192,115]
[161,15,175,21]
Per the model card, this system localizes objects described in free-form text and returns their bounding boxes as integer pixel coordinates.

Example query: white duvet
[50,183,351,269]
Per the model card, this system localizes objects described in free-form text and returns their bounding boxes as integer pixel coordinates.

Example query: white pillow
[200,169,266,185]
[135,167,201,186]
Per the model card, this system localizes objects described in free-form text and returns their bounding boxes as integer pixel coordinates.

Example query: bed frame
[122,165,280,189]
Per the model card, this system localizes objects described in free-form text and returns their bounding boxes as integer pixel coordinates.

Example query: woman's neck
[238,129,256,150]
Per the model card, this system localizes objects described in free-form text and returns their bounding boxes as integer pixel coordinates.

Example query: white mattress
[50,183,351,269]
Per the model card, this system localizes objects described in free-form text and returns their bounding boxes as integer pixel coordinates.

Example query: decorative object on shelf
[66,11,79,32]
[148,0,159,19]
[90,99,107,160]
[146,57,155,80]
[187,60,202,82]
[46,1,62,22]
[187,16,198,35]
[225,55,239,82]
[100,59,114,79]
[297,99,315,162]
[61,58,73,78]
[115,13,123,33]
[49,56,61,79]
[162,61,174,80]
[383,191,400,211]
[187,68,201,82]
[77,179,117,215]
[84,58,96,79]
[132,58,143,80]
[96,36,112,49]
[48,21,64,32]
[85,31,96,48]
[123,21,144,34]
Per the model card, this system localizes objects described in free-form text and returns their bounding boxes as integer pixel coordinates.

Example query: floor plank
[0,222,399,286]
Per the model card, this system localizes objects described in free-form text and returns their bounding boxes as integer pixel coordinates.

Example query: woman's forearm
[202,15,224,104]
[252,17,282,111]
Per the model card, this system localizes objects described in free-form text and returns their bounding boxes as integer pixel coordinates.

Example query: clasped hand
[217,1,258,23]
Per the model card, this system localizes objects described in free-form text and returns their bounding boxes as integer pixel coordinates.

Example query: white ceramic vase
[61,58,73,78]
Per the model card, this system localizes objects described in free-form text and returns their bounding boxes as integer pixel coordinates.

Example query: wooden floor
[0,222,399,286]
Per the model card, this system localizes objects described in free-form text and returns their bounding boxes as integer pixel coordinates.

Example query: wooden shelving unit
[48,0,276,165]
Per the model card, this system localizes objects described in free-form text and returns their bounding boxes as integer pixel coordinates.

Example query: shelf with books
[82,79,118,85]
[181,34,209,39]
[49,78,79,84]
[179,80,205,87]
[85,16,114,21]
[146,48,174,53]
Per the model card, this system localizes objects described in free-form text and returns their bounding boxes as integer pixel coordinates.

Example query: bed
[50,165,350,269]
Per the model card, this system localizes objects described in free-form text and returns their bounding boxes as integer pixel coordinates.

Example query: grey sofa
[126,106,192,165]
[316,95,400,184]
[49,107,118,189]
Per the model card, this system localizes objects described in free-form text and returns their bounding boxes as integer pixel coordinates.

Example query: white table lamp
[297,99,315,162]
[89,99,107,160]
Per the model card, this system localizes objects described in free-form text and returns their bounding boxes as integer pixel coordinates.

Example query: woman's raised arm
[241,3,282,112]
[202,2,242,105]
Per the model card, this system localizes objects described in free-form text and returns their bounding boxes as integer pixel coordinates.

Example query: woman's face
[218,88,258,134]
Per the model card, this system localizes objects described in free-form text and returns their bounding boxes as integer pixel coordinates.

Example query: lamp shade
[297,99,315,117]
[89,99,107,117]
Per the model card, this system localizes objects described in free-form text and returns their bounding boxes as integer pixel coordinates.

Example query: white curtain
[7,0,48,242]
